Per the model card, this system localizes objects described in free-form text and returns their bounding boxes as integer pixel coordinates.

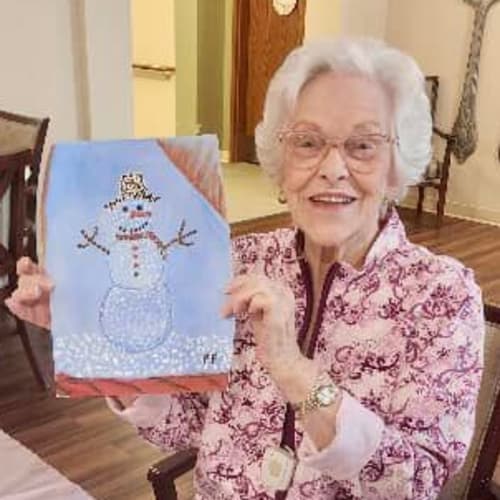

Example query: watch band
[290,372,340,420]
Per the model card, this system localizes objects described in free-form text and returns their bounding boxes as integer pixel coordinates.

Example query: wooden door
[231,0,306,163]
[131,0,176,138]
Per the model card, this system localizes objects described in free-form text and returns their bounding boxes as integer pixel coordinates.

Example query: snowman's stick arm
[160,221,197,257]
[162,230,197,251]
[77,226,110,255]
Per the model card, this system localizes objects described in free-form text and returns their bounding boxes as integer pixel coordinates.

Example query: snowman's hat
[105,172,160,209]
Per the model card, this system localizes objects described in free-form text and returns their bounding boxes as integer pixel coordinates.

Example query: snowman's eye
[122,206,129,212]
[136,204,143,211]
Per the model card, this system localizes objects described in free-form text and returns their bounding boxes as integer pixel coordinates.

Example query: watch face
[317,385,337,405]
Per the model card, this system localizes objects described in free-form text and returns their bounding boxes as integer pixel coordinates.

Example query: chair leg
[16,318,51,390]
[150,475,178,500]
[436,184,447,225]
[416,186,425,217]
[436,142,452,226]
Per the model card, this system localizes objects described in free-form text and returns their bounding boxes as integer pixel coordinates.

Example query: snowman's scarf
[115,231,166,253]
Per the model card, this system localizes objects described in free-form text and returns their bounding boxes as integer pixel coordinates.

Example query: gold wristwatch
[291,372,340,419]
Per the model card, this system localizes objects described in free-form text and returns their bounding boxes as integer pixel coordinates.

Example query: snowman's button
[134,271,140,277]
[132,245,139,251]
[133,263,140,268]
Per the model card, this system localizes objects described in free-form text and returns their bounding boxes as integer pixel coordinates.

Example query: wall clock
[272,0,297,16]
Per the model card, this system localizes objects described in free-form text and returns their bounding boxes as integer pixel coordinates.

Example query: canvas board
[38,135,233,396]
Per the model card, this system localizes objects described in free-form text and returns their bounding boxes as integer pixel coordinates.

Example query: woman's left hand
[221,274,305,381]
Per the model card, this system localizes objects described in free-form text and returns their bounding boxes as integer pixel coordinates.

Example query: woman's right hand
[5,257,54,331]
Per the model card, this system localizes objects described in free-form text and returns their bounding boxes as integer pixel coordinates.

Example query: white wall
[0,0,133,147]
[386,0,500,224]
[83,0,134,139]
[0,0,81,145]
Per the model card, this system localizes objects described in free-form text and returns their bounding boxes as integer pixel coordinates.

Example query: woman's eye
[351,139,376,151]
[295,135,320,149]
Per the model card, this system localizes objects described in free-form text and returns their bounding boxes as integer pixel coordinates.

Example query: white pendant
[272,0,298,16]
[261,446,297,491]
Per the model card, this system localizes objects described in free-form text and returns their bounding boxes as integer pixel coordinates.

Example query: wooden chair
[438,302,500,499]
[147,448,197,500]
[464,303,500,499]
[147,304,500,500]
[0,110,49,260]
[415,76,456,223]
[0,110,51,389]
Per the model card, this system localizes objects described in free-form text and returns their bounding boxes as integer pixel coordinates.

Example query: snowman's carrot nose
[130,210,151,218]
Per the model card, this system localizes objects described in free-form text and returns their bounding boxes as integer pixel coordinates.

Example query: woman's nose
[317,145,349,180]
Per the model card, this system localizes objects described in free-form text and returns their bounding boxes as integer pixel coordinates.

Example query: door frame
[230,0,251,163]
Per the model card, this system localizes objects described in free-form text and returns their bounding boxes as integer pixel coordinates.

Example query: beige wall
[386,0,500,224]
[198,0,225,143]
[340,0,388,38]
[175,0,199,136]
[305,0,341,40]
[304,0,388,40]
[131,0,176,137]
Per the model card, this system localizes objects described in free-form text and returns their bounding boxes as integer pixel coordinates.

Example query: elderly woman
[7,37,484,499]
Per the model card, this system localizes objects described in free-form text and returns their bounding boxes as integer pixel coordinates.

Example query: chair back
[424,75,442,180]
[439,304,500,499]
[425,75,439,122]
[0,110,49,260]
[0,150,32,301]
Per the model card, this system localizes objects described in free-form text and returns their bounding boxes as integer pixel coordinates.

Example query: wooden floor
[0,208,499,500]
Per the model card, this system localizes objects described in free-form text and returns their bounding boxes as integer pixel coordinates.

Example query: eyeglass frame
[277,129,400,173]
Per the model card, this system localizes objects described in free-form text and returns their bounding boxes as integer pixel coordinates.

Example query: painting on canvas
[37,135,233,397]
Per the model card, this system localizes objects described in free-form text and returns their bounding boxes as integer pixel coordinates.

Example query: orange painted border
[56,373,229,397]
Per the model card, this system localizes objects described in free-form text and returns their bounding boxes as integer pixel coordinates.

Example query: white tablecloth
[0,429,94,499]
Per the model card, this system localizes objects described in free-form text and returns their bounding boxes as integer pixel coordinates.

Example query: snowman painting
[77,172,197,353]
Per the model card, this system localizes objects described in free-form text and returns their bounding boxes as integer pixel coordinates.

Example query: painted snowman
[78,172,196,353]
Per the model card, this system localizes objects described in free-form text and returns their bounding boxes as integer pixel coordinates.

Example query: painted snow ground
[53,330,233,378]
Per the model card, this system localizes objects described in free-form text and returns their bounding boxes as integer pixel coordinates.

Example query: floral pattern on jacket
[119,210,484,499]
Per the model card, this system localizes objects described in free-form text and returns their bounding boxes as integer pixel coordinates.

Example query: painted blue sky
[45,137,233,378]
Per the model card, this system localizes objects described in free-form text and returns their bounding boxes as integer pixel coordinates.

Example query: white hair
[254,37,432,200]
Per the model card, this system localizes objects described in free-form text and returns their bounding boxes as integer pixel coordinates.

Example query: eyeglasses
[278,129,398,173]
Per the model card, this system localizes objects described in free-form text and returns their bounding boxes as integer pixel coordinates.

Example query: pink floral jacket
[109,211,484,499]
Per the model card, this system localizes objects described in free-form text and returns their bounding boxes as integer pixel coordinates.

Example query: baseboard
[401,191,500,227]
